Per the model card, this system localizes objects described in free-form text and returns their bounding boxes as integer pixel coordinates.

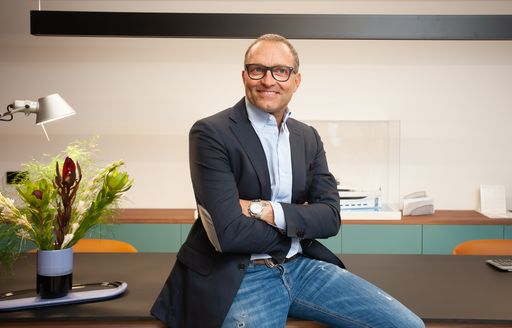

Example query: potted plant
[0,139,133,298]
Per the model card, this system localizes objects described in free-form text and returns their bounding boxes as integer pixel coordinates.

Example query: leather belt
[251,253,301,268]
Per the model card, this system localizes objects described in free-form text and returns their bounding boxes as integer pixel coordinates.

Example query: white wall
[1,0,512,210]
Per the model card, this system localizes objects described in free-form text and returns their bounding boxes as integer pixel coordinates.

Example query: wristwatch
[248,199,266,219]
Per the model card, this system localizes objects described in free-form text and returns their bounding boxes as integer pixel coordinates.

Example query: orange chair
[452,239,512,255]
[72,238,138,253]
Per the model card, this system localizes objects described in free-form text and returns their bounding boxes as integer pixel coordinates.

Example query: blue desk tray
[0,281,127,312]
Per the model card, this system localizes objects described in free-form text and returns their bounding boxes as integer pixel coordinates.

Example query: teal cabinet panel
[98,224,182,252]
[423,225,504,254]
[318,230,342,253]
[505,226,512,239]
[341,225,422,254]
[84,224,102,238]
[181,224,193,244]
[79,222,509,254]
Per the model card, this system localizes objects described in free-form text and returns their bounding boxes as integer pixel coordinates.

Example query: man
[152,34,424,328]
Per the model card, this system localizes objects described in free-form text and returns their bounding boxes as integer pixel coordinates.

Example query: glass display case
[306,120,400,219]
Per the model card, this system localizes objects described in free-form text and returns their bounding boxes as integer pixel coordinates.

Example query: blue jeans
[221,256,424,328]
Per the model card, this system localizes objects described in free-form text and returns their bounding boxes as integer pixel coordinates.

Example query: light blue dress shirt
[246,99,301,259]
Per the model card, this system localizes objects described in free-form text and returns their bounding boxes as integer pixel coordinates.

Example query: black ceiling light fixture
[30,11,512,40]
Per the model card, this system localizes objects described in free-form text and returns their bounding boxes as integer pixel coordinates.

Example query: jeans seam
[292,298,374,328]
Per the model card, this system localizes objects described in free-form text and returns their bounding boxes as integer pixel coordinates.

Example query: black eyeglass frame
[244,64,295,82]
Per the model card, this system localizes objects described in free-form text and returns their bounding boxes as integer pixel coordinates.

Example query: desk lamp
[1,93,76,124]
[0,93,76,140]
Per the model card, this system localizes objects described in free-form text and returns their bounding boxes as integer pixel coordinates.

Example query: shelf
[114,209,512,225]
[346,210,512,225]
[115,208,195,224]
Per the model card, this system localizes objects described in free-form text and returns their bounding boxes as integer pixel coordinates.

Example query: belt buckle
[264,258,278,268]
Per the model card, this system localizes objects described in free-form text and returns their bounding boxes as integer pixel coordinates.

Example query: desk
[1,254,512,327]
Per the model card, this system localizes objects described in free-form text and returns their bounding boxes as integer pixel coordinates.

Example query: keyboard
[486,258,512,271]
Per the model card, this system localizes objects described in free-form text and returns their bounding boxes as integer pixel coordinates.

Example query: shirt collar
[245,98,292,131]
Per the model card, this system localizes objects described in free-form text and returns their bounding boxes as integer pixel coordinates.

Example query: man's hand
[239,199,275,226]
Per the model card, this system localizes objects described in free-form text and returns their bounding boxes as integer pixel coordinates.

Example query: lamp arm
[0,105,14,121]
[0,100,38,122]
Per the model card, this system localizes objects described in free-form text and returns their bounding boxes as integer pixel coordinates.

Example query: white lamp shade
[36,93,76,125]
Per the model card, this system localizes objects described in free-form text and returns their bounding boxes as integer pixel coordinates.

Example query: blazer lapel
[229,99,272,199]
[288,119,306,203]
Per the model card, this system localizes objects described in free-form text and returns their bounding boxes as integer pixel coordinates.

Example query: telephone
[402,191,434,216]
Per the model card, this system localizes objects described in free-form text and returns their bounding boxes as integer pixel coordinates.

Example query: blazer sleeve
[281,125,341,240]
[189,119,291,260]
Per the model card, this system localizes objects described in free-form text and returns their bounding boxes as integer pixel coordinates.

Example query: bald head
[244,34,300,72]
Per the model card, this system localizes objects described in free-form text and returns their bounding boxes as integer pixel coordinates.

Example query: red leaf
[32,190,43,200]
[62,157,77,186]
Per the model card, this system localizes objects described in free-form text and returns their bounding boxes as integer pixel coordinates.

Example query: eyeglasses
[244,64,295,82]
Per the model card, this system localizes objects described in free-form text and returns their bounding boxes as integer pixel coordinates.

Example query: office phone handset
[402,191,435,216]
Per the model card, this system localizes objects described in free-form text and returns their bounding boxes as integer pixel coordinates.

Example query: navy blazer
[151,98,344,328]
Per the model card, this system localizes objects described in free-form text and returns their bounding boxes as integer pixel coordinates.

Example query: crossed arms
[189,115,340,260]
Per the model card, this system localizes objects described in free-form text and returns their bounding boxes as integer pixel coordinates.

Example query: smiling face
[242,40,301,124]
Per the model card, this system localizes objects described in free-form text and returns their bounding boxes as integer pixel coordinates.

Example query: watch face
[250,202,263,214]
